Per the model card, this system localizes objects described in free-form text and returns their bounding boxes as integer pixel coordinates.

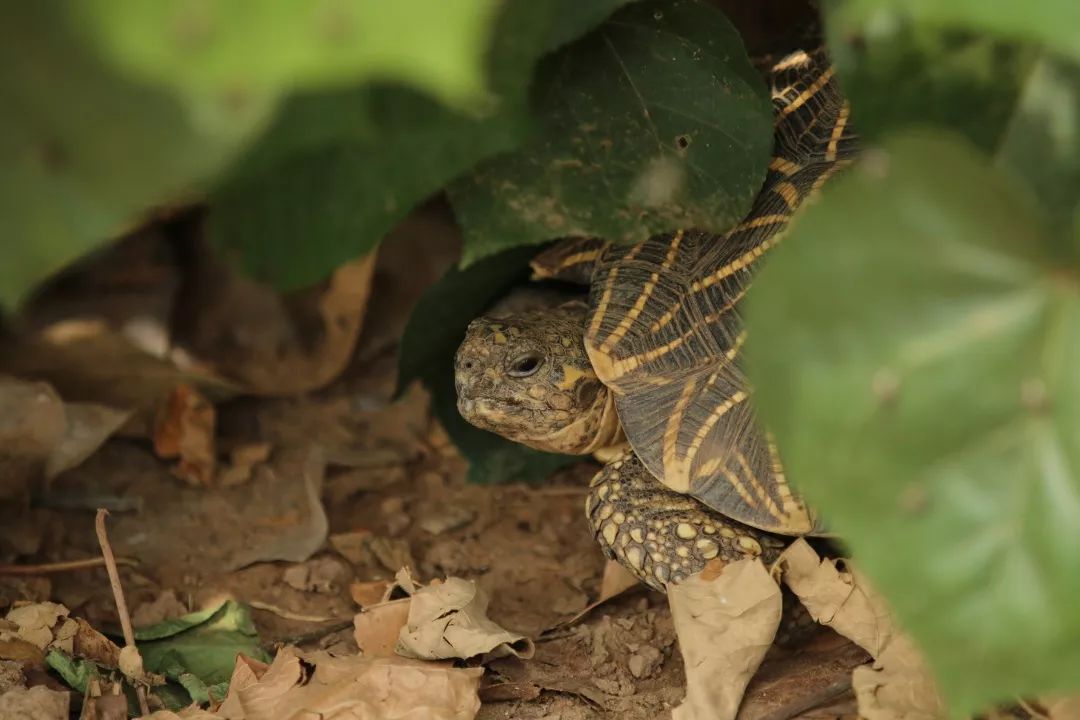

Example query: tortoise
[454,49,857,592]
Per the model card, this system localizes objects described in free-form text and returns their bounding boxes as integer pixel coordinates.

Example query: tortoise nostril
[464,361,474,370]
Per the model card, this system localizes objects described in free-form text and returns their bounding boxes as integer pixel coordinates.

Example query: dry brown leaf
[329,529,416,574]
[4,602,70,650]
[779,539,892,656]
[0,376,66,500]
[215,646,482,720]
[354,598,411,658]
[138,709,219,720]
[44,403,132,480]
[72,618,121,668]
[218,443,272,486]
[153,384,216,486]
[350,580,391,608]
[397,577,534,662]
[0,322,238,437]
[226,450,328,570]
[210,653,270,719]
[175,252,377,396]
[79,686,128,720]
[851,635,943,720]
[0,377,66,461]
[1045,696,1080,720]
[0,638,45,671]
[667,558,783,720]
[0,684,70,719]
[779,539,944,720]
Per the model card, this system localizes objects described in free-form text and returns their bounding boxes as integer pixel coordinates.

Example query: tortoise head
[454,303,623,454]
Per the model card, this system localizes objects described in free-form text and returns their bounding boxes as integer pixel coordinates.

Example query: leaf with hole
[208,1,635,291]
[450,0,773,266]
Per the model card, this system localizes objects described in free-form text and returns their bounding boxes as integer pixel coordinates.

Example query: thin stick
[248,600,340,623]
[95,509,149,716]
[0,557,138,575]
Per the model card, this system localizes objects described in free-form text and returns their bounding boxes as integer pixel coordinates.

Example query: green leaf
[0,2,252,308]
[746,131,1080,712]
[838,0,1080,65]
[208,1,632,291]
[74,0,501,114]
[450,0,773,265]
[825,8,1036,152]
[45,650,99,693]
[996,55,1080,254]
[398,246,579,484]
[136,600,269,691]
[209,86,522,290]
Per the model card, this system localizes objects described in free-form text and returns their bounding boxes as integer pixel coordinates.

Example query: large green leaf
[208,86,522,289]
[398,246,579,484]
[745,131,1080,712]
[208,1,633,291]
[824,11,1035,152]
[996,55,1080,255]
[74,0,501,116]
[449,0,773,265]
[136,600,269,694]
[0,2,252,308]
[838,0,1080,65]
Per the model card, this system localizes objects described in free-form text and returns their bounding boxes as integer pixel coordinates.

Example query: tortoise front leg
[585,449,788,591]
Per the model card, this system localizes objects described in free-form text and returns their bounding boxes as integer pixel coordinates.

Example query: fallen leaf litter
[0,206,994,720]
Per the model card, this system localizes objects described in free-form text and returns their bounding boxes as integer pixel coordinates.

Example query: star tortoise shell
[560,49,856,536]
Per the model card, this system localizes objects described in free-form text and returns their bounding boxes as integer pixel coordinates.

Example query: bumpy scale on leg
[586,449,788,592]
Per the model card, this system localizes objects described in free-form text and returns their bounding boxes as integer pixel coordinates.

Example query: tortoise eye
[507,352,544,378]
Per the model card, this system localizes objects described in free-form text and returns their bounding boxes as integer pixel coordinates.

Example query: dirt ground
[0,204,869,719]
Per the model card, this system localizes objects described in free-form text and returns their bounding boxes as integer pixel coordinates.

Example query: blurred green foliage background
[2,0,1079,713]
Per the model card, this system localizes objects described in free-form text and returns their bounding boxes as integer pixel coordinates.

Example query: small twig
[95,509,149,717]
[0,557,138,575]
[1016,698,1051,720]
[259,619,355,654]
[247,600,340,624]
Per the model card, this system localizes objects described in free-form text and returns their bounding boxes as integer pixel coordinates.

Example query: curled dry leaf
[354,598,412,659]
[778,539,944,720]
[4,602,70,650]
[397,577,534,662]
[778,540,892,656]
[667,558,783,720]
[72,618,121,668]
[153,384,216,486]
[350,579,392,608]
[214,646,482,720]
[851,636,944,720]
